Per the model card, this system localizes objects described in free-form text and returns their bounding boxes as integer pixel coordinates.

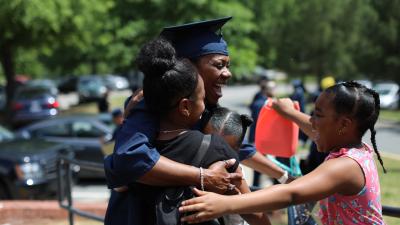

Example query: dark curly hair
[325,81,386,173]
[136,38,199,116]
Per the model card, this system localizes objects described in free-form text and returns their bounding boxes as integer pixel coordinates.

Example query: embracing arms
[104,92,241,193]
[140,156,240,193]
[179,157,364,223]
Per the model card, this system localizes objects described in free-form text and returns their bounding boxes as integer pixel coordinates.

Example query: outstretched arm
[232,167,271,225]
[241,151,290,182]
[271,98,315,140]
[179,157,362,223]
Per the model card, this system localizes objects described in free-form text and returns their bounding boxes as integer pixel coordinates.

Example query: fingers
[132,89,144,102]
[223,158,236,168]
[113,186,129,192]
[227,184,235,191]
[123,89,144,118]
[180,212,208,224]
[228,171,243,182]
[192,188,207,196]
[179,204,210,224]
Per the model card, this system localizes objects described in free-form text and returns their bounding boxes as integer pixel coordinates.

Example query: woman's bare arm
[139,157,242,194]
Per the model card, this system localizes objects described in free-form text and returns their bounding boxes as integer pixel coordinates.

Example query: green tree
[0,0,112,117]
[250,0,374,81]
[110,0,258,78]
[355,0,400,84]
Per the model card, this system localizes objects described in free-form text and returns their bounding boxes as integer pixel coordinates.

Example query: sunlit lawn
[60,95,127,115]
[380,109,400,122]
[379,156,400,224]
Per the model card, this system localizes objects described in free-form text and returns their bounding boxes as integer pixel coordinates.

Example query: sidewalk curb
[0,200,106,221]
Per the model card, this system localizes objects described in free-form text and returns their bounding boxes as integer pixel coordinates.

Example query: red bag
[255,100,299,157]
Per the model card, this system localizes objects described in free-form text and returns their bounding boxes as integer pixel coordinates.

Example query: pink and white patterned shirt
[318,143,385,225]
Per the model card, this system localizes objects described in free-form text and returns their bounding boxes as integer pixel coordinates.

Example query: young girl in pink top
[179,81,386,225]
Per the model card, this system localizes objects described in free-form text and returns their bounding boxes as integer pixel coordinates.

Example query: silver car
[374,82,400,109]
[77,76,108,103]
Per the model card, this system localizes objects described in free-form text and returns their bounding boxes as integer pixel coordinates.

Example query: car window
[15,87,50,99]
[72,121,105,138]
[0,125,14,141]
[32,123,71,137]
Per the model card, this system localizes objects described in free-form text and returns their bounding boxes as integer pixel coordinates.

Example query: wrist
[277,170,289,184]
[199,167,205,191]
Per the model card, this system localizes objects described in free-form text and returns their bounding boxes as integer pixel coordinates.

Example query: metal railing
[383,205,400,218]
[57,152,105,225]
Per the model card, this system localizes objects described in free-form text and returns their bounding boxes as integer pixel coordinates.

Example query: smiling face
[194,54,232,105]
[310,92,343,152]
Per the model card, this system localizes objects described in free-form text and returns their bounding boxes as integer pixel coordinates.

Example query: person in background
[290,79,306,113]
[179,81,386,225]
[110,108,123,141]
[248,76,275,144]
[98,88,110,113]
[290,79,308,146]
[248,77,277,187]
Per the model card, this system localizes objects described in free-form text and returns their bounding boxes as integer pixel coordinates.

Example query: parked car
[57,76,78,93]
[16,115,114,179]
[374,82,400,109]
[0,124,65,199]
[125,71,144,92]
[11,86,59,126]
[102,75,130,91]
[26,79,59,96]
[77,76,108,103]
[0,124,14,142]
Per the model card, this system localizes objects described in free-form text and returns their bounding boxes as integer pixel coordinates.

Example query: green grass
[60,95,127,115]
[380,109,400,122]
[379,156,400,224]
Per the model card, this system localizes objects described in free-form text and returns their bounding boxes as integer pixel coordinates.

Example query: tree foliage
[1,0,400,101]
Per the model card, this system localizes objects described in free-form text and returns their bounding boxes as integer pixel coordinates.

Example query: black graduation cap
[160,16,232,59]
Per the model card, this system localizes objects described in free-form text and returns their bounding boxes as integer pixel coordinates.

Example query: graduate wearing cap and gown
[104,17,284,225]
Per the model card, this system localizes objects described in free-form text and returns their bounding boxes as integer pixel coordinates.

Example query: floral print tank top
[318,143,385,225]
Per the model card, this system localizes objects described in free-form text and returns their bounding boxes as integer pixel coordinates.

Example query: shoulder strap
[192,134,211,167]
